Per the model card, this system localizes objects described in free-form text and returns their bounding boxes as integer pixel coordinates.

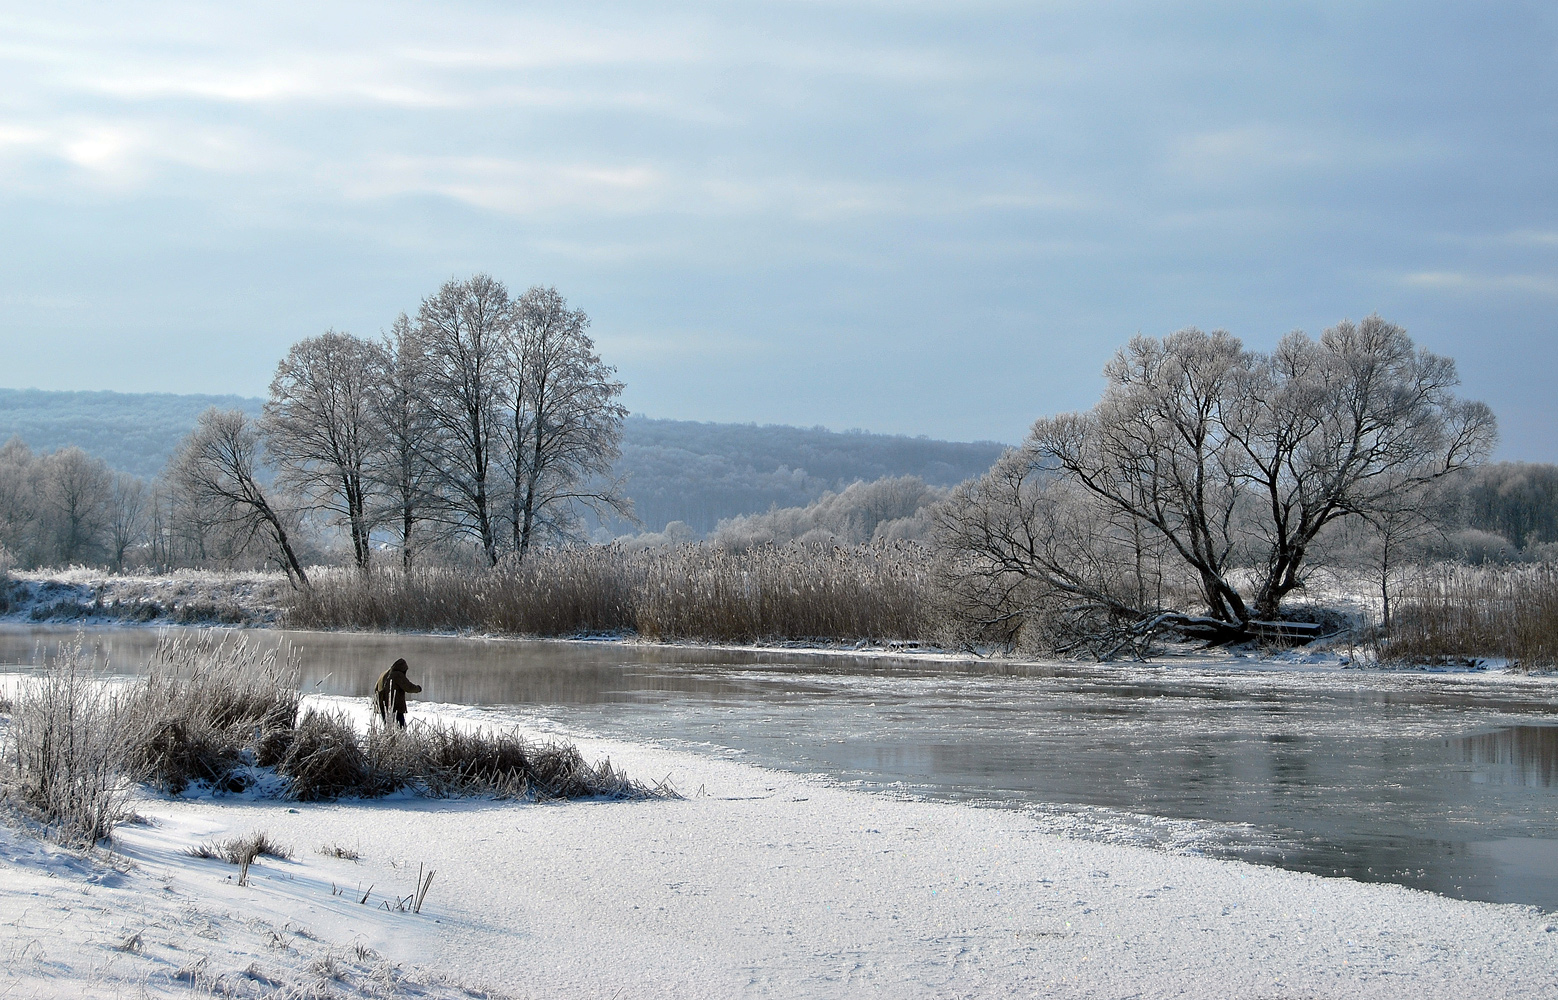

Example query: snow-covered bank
[4,702,1556,999]
[3,569,287,628]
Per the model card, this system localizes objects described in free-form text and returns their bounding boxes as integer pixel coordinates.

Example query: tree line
[0,306,1542,661]
[0,275,629,583]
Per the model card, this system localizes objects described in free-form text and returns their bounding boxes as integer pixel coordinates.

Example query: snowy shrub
[118,631,300,793]
[0,635,128,845]
[279,710,380,801]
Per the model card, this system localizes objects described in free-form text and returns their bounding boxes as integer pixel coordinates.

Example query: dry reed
[284,541,935,643]
[1385,562,1558,669]
[118,631,301,793]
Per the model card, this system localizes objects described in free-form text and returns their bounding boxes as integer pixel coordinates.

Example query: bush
[118,632,300,793]
[278,710,384,802]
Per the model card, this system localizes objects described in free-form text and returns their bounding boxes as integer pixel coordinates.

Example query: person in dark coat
[373,658,422,728]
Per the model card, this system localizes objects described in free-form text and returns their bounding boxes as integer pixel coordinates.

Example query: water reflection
[1456,725,1558,787]
[2,625,1557,909]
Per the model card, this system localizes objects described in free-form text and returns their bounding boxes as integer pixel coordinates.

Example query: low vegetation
[1384,563,1558,669]
[285,540,933,644]
[0,630,661,847]
[187,829,293,864]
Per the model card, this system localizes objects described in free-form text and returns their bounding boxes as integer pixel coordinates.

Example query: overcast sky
[1,2,1554,455]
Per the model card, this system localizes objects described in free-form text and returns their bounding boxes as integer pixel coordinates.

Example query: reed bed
[285,541,935,643]
[0,630,662,845]
[1386,562,1558,669]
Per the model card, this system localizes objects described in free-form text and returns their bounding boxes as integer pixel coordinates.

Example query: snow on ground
[3,569,289,628]
[4,695,1557,999]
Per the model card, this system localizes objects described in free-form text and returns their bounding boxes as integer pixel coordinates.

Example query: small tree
[264,331,382,571]
[108,472,149,572]
[168,409,309,586]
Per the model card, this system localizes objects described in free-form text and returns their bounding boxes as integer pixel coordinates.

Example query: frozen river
[3,624,1556,910]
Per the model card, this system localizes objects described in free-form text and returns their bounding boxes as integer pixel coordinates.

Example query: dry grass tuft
[317,843,361,861]
[187,829,293,865]
[279,710,383,802]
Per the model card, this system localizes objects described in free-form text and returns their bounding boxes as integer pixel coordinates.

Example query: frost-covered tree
[940,316,1496,650]
[36,446,113,565]
[0,436,39,562]
[169,409,309,586]
[368,314,441,570]
[108,472,148,572]
[502,285,630,559]
[264,331,382,571]
[416,275,513,566]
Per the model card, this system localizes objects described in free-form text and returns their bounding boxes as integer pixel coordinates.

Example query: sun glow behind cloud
[0,1,1554,456]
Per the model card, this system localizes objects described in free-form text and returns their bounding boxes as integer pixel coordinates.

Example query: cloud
[1402,271,1558,297]
[0,1,1555,452]
[340,156,666,216]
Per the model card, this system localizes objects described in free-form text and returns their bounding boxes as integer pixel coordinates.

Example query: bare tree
[416,275,513,566]
[943,316,1495,651]
[108,472,148,572]
[1227,317,1497,619]
[0,436,38,563]
[368,314,441,570]
[1032,329,1251,623]
[934,448,1178,657]
[168,408,309,586]
[264,331,382,571]
[36,447,113,565]
[503,285,631,559]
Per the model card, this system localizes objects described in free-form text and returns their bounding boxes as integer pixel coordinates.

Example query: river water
[3,625,1556,911]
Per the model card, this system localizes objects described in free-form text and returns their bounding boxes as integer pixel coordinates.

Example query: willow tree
[940,316,1496,651]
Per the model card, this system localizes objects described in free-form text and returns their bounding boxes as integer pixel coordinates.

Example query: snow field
[3,696,1557,998]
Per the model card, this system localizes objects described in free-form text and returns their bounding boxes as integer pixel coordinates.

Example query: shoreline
[4,567,1547,677]
[4,699,1556,999]
[2,613,1547,684]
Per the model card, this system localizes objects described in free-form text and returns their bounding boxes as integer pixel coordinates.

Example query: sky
[0,2,1554,456]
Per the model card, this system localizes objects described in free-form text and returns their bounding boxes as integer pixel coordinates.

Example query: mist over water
[4,625,1556,910]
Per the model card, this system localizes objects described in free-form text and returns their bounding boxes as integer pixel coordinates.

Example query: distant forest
[0,388,1008,534]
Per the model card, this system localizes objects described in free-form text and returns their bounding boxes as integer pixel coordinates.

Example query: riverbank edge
[3,569,1548,677]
